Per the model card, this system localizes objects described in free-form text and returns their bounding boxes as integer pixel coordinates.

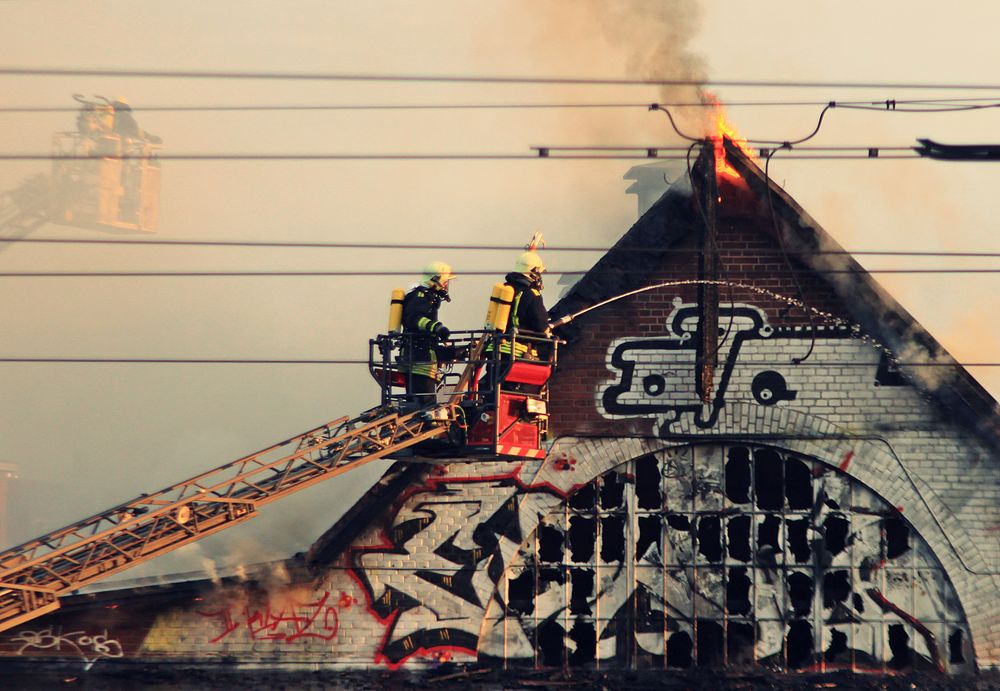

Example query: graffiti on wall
[600,301,858,432]
[480,446,971,672]
[335,437,971,672]
[197,590,343,644]
[345,462,570,668]
[11,627,123,668]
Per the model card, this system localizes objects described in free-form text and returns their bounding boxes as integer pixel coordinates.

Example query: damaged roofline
[724,139,1000,449]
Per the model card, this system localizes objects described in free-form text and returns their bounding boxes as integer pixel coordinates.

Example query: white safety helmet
[422,260,456,292]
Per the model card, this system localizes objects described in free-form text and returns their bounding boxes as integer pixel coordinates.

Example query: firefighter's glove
[435,325,451,341]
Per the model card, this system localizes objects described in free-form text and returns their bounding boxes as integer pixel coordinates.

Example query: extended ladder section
[0,404,458,634]
[0,175,50,241]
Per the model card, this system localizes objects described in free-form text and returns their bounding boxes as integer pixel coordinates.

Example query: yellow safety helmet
[514,250,545,275]
[422,260,456,291]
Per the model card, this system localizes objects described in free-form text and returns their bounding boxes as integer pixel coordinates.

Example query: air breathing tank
[387,288,405,332]
[483,283,503,329]
[489,284,515,332]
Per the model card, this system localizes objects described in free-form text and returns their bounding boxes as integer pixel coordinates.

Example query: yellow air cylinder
[492,284,516,332]
[387,288,405,332]
[483,283,504,329]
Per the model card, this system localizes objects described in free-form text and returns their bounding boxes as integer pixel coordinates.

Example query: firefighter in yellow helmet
[400,261,457,404]
[484,246,550,390]
[503,249,550,352]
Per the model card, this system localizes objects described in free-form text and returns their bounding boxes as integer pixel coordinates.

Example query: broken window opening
[754,448,784,510]
[568,619,597,667]
[785,457,813,510]
[601,516,626,563]
[949,628,965,664]
[697,514,723,562]
[569,484,596,511]
[725,447,752,504]
[885,516,911,560]
[600,470,625,510]
[636,454,662,509]
[823,512,849,556]
[787,518,812,563]
[786,620,814,669]
[538,524,564,563]
[570,568,594,616]
[726,567,752,616]
[727,514,752,562]
[822,570,851,610]
[636,515,661,563]
[538,619,565,667]
[568,515,596,563]
[501,444,968,673]
[667,630,693,669]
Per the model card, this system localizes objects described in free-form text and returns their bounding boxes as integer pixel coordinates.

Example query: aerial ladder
[0,95,161,249]
[0,328,557,634]
[0,174,51,242]
[50,95,161,232]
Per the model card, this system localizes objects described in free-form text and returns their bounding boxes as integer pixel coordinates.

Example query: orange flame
[704,92,756,181]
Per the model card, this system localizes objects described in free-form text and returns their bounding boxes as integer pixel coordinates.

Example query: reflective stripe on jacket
[400,286,446,380]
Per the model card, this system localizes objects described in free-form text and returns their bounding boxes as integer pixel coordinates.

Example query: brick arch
[474,405,988,667]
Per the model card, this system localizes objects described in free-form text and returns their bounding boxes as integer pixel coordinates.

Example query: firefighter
[72,96,115,155]
[484,244,551,391]
[504,248,550,347]
[110,97,162,145]
[400,261,457,405]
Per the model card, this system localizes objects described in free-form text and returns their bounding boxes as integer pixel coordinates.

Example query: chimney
[623,162,684,217]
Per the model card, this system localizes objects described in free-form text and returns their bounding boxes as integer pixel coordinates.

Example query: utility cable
[539,145,914,152]
[1,357,998,367]
[0,237,995,258]
[765,144,816,363]
[838,101,1000,113]
[750,102,835,147]
[0,151,926,161]
[0,268,994,278]
[8,67,1000,90]
[747,94,835,365]
[651,102,837,148]
[6,97,1000,114]
[648,104,702,142]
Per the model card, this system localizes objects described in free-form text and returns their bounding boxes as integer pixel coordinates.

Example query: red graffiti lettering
[198,591,339,644]
[197,609,239,644]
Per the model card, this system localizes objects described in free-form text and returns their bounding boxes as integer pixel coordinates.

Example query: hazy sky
[1,1,998,581]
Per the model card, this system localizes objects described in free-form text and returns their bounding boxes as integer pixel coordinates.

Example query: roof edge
[725,139,1000,446]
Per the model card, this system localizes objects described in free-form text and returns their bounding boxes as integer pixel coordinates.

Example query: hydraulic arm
[0,403,457,634]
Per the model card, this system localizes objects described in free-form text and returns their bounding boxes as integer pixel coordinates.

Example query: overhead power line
[6,67,1000,91]
[2,237,997,258]
[0,357,997,368]
[0,152,549,161]
[5,97,1000,114]
[0,268,996,278]
[0,149,927,161]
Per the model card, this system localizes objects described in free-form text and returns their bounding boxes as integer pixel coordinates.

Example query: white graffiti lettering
[12,627,124,666]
